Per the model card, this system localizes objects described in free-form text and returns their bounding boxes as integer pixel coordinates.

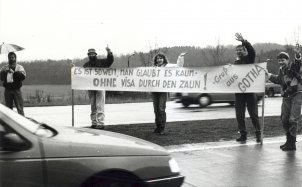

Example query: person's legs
[280,97,291,149]
[246,93,261,142]
[157,92,167,134]
[282,93,302,151]
[281,97,291,133]
[4,89,14,110]
[152,92,160,133]
[288,93,302,137]
[235,93,247,141]
[95,90,105,128]
[13,89,24,116]
[88,90,97,127]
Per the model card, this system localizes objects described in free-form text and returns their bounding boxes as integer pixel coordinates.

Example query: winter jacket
[83,52,114,68]
[269,54,302,97]
[0,64,26,90]
[234,40,256,64]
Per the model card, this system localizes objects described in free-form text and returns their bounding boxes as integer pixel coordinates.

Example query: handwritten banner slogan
[71,62,266,93]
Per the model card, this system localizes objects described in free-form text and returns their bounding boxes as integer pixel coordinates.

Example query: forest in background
[0,43,299,106]
[0,43,295,85]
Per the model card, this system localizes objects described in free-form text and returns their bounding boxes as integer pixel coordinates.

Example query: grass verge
[105,116,291,146]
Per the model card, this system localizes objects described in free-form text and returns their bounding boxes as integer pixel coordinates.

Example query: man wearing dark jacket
[234,33,261,143]
[83,47,114,129]
[0,52,26,115]
[267,50,302,151]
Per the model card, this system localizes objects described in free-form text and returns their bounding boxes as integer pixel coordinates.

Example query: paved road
[23,96,301,187]
[24,97,282,127]
[167,136,302,187]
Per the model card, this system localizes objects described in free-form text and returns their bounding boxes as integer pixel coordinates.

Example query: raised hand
[235,33,244,42]
[106,45,111,53]
[294,43,301,54]
[293,43,301,60]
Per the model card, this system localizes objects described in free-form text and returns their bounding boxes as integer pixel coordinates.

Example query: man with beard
[0,52,26,116]
[83,47,114,129]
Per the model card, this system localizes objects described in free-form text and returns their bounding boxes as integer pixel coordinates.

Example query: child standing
[267,48,302,151]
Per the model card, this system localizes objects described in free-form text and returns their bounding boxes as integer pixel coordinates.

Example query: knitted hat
[277,52,289,60]
[87,48,97,55]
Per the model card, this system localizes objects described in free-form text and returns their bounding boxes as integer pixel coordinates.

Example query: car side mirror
[1,133,28,151]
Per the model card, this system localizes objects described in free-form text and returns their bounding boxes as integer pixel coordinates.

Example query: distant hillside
[0,43,292,85]
[253,43,284,54]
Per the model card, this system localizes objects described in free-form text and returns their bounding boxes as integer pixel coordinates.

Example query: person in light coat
[0,52,26,115]
[152,53,185,135]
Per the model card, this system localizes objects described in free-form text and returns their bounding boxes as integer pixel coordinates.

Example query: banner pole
[261,66,266,145]
[72,89,74,127]
[261,91,265,145]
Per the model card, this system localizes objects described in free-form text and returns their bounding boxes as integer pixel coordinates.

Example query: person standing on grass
[83,47,114,130]
[152,53,185,135]
[266,47,302,151]
[0,52,26,116]
[233,33,261,143]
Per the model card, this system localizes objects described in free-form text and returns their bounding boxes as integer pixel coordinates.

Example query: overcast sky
[0,0,301,61]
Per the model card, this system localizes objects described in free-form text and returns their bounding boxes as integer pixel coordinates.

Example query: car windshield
[0,104,55,137]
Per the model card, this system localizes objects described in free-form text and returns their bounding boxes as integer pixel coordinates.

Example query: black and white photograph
[1,0,302,186]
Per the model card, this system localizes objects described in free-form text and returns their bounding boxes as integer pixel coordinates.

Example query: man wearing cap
[0,52,26,115]
[233,33,262,143]
[83,47,114,129]
[267,48,302,151]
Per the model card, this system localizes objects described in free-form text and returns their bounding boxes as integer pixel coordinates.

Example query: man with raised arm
[233,33,261,143]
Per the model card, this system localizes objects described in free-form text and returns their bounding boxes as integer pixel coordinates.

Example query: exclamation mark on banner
[204,73,207,90]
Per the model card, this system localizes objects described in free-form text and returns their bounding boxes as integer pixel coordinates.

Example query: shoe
[281,135,296,151]
[94,125,105,130]
[280,132,290,149]
[156,127,165,135]
[90,124,97,128]
[153,127,160,133]
[236,133,247,142]
[255,131,262,143]
[282,144,296,151]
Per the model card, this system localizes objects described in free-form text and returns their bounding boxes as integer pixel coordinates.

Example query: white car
[0,104,184,187]
[173,92,263,108]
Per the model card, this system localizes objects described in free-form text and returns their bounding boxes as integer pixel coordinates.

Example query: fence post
[72,89,74,127]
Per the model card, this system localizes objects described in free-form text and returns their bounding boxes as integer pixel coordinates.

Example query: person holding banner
[152,53,185,135]
[83,47,114,129]
[267,48,302,151]
[233,33,261,143]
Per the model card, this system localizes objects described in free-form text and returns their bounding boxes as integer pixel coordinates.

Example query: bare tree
[208,39,227,65]
[138,39,169,66]
[293,27,301,45]
[284,27,301,56]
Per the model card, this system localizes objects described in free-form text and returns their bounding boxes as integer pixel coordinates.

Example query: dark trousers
[235,93,260,133]
[4,88,24,116]
[152,92,167,130]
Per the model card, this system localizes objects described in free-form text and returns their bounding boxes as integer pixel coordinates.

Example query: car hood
[41,126,169,158]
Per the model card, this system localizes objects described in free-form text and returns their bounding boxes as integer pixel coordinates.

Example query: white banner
[71,63,267,93]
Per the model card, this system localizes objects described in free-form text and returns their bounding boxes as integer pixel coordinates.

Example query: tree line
[0,43,295,85]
